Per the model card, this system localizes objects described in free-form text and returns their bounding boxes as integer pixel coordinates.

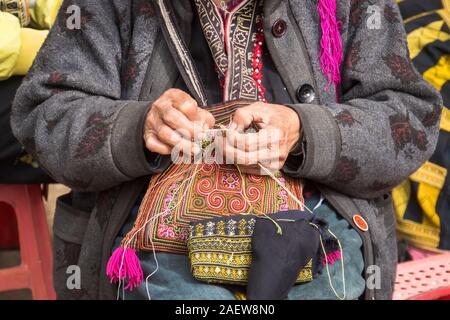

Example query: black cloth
[247,210,323,300]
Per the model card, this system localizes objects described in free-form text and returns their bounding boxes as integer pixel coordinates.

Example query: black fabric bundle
[247,210,329,300]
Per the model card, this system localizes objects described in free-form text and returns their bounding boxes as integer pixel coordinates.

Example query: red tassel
[106,247,144,290]
[322,250,342,266]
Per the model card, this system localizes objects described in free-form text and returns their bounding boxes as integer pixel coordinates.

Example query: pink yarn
[322,250,342,266]
[106,247,144,291]
[317,0,343,94]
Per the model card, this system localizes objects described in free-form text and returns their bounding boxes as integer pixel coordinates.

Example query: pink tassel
[322,250,342,266]
[106,247,144,291]
[317,0,343,95]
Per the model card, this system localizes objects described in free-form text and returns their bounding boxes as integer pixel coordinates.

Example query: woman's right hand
[144,89,215,156]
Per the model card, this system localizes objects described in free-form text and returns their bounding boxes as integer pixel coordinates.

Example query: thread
[311,223,346,300]
[116,164,204,299]
[317,0,343,93]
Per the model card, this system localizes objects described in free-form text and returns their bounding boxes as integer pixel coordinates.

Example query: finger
[230,104,266,132]
[165,89,198,120]
[230,108,255,132]
[144,134,172,155]
[160,105,197,139]
[226,131,271,153]
[196,108,216,129]
[156,122,202,157]
[226,128,282,153]
[223,143,277,166]
[156,123,187,147]
[171,138,202,160]
[226,131,259,152]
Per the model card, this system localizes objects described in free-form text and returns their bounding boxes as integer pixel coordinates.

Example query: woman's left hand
[224,102,301,175]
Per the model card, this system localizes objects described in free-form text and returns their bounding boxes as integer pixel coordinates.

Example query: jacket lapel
[155,0,208,106]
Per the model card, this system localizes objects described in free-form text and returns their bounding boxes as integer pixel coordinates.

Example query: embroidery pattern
[194,0,262,101]
[334,156,361,184]
[75,112,113,159]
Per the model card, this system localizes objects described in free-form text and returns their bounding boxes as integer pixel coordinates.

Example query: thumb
[168,89,198,120]
[196,108,216,129]
[230,107,256,132]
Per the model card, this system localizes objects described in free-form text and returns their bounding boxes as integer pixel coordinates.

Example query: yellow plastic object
[30,0,63,29]
[0,12,49,80]
[0,12,21,80]
[14,27,49,75]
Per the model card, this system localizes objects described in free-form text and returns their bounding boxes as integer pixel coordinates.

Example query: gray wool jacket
[11,0,442,300]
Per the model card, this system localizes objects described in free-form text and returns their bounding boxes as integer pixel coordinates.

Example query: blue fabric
[116,194,365,300]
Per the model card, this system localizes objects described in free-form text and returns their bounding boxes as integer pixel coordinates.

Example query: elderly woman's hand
[144,89,215,156]
[225,102,301,175]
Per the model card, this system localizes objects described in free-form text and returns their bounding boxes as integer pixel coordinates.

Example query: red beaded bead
[253,21,266,103]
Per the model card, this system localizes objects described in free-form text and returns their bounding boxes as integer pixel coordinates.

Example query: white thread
[145,235,159,300]
[313,195,325,212]
[311,223,347,300]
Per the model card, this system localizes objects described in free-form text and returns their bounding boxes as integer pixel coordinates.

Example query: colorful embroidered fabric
[188,216,314,285]
[120,101,305,255]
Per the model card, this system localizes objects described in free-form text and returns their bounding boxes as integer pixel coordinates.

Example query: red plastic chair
[393,253,450,300]
[0,184,56,300]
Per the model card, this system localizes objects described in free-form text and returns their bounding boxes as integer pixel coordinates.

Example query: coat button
[297,84,315,103]
[353,214,369,232]
[272,19,287,37]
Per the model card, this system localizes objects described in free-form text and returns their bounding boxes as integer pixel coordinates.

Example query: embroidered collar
[194,0,264,101]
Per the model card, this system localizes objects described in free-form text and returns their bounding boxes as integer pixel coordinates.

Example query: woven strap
[0,0,30,26]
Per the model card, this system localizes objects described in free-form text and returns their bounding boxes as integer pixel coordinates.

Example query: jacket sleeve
[283,0,442,199]
[11,0,167,192]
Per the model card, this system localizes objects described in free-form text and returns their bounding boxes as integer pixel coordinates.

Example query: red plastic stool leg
[27,185,55,299]
[0,184,56,300]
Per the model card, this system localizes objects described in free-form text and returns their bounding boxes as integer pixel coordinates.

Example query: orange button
[353,214,369,232]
